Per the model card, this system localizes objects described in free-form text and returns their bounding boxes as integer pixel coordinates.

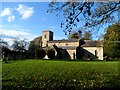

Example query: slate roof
[82,40,103,47]
[58,46,77,50]
[48,39,78,43]
[48,39,103,47]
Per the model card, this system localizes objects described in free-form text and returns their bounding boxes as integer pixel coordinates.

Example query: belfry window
[44,35,46,38]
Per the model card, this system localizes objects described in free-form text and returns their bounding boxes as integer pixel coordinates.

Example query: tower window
[44,35,46,38]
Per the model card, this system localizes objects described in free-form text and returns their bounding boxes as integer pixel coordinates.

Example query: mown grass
[2,60,119,89]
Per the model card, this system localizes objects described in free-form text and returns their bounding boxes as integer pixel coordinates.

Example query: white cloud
[16,4,34,20]
[0,8,12,16]
[0,26,39,48]
[0,7,15,22]
[0,4,34,22]
[0,26,37,42]
[8,15,15,22]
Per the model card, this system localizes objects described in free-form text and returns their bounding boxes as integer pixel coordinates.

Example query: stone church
[41,30,103,60]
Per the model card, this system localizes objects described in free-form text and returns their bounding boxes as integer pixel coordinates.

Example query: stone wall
[48,43,103,60]
[66,49,76,59]
[66,47,103,60]
[48,41,79,47]
[42,31,53,47]
[83,47,103,60]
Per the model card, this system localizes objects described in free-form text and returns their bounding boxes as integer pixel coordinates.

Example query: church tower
[42,31,53,47]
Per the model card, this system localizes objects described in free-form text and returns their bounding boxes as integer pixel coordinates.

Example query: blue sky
[0,1,117,44]
[0,2,67,41]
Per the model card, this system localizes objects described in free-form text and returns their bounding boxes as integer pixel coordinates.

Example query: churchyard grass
[2,60,119,89]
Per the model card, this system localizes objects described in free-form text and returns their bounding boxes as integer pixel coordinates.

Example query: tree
[0,34,29,60]
[0,39,10,62]
[68,32,80,39]
[36,49,46,59]
[104,23,120,59]
[68,30,92,40]
[83,31,92,40]
[29,36,42,59]
[47,1,120,34]
[47,49,55,59]
[29,36,42,50]
[33,36,42,48]
[0,39,9,47]
[11,39,28,51]
[11,38,28,60]
[2,46,12,63]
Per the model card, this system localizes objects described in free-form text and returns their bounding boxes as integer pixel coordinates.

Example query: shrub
[47,49,55,59]
[36,49,46,59]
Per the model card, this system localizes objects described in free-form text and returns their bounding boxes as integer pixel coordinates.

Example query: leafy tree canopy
[29,36,42,51]
[0,39,9,47]
[104,23,120,41]
[83,31,92,40]
[47,1,120,35]
[68,30,92,40]
[68,32,80,39]
[11,38,28,51]
[104,23,120,58]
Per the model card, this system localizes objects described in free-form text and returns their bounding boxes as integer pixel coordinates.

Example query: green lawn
[2,60,119,89]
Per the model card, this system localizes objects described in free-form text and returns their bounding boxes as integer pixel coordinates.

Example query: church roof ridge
[48,39,79,43]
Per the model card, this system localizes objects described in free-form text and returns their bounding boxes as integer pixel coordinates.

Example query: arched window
[44,35,46,38]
